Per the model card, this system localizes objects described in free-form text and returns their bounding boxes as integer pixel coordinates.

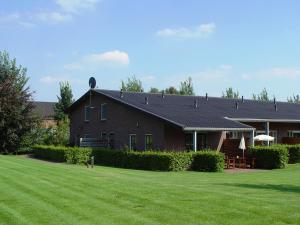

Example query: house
[32,101,56,128]
[67,89,300,152]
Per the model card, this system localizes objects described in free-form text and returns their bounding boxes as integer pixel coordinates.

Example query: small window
[100,132,107,140]
[288,130,300,138]
[129,134,137,150]
[145,134,153,151]
[227,131,242,139]
[100,103,107,120]
[85,106,91,121]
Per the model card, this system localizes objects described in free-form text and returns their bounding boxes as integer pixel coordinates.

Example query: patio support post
[251,129,255,146]
[193,131,197,152]
[266,122,270,146]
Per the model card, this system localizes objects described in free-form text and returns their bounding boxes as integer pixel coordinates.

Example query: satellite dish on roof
[89,77,96,89]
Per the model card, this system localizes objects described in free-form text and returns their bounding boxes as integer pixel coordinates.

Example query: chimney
[274,104,278,111]
[242,96,244,103]
[161,91,165,99]
[205,93,208,101]
[120,89,124,98]
[194,99,198,108]
[235,101,239,110]
[145,97,149,105]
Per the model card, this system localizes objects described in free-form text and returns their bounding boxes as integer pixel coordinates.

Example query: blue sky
[1,0,300,101]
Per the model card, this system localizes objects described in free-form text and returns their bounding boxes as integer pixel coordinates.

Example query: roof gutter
[183,127,255,131]
[226,117,300,123]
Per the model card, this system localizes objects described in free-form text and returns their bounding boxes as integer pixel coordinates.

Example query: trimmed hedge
[32,145,92,164]
[286,145,300,164]
[32,145,224,172]
[191,151,224,172]
[249,145,288,169]
[91,148,193,171]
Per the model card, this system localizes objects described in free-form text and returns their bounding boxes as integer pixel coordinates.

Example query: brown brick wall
[69,93,166,150]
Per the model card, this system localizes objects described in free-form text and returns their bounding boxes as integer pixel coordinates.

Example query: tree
[149,87,161,93]
[165,86,179,95]
[0,51,37,153]
[54,82,74,121]
[222,87,239,99]
[252,88,270,102]
[121,75,144,92]
[288,94,300,103]
[179,77,195,96]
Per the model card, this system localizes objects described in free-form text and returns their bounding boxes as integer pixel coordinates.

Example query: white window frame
[84,106,90,121]
[100,103,107,121]
[288,130,300,138]
[227,131,242,139]
[129,134,137,150]
[145,134,153,151]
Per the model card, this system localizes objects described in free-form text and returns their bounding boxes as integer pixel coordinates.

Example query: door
[197,133,207,150]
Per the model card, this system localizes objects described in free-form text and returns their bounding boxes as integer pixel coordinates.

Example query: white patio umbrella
[254,135,274,142]
[239,136,246,158]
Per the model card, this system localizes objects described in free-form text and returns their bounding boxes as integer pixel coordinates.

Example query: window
[255,130,265,136]
[129,134,137,150]
[100,103,107,120]
[185,133,193,150]
[85,106,91,121]
[227,131,242,139]
[145,134,153,150]
[269,131,277,144]
[100,132,107,140]
[288,130,300,138]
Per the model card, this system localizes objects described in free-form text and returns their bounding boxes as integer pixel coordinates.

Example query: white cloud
[64,50,130,70]
[242,67,300,80]
[156,23,216,39]
[1,0,100,26]
[0,12,37,28]
[37,11,72,23]
[40,75,85,85]
[55,0,99,13]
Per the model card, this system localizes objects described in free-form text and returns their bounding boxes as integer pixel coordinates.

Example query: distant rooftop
[32,101,56,119]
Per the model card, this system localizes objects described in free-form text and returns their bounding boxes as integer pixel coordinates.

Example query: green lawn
[0,156,299,225]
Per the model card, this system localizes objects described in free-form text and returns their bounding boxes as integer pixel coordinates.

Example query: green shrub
[249,145,288,169]
[32,145,91,164]
[91,148,193,171]
[65,147,92,164]
[191,151,224,172]
[285,145,300,164]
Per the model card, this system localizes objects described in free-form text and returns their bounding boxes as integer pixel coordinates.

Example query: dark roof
[32,101,56,119]
[69,89,300,130]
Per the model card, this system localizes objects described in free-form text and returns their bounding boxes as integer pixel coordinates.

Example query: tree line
[121,75,300,103]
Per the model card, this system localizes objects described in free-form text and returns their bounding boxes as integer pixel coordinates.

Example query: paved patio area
[224,168,264,173]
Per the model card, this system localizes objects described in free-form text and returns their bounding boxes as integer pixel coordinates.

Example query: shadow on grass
[220,183,300,194]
